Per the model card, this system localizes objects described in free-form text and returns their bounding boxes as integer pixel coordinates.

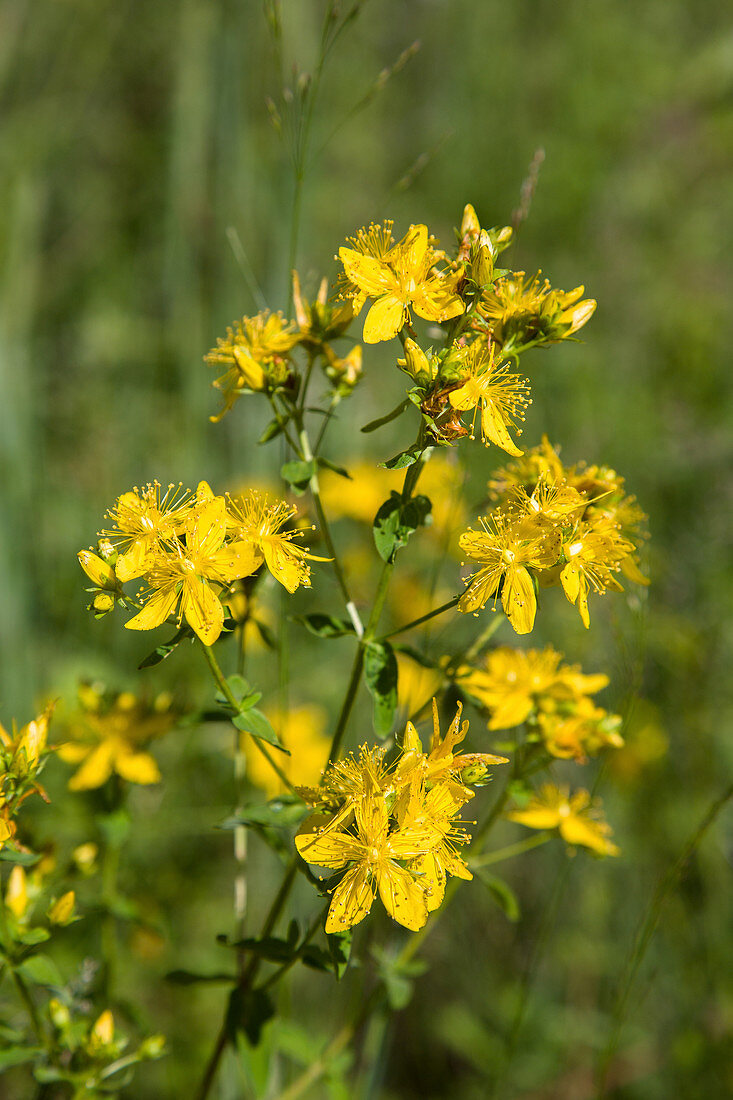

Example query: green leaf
[280,459,316,495]
[476,870,520,922]
[137,625,192,669]
[379,446,422,471]
[228,986,275,1047]
[326,927,352,980]
[218,795,307,830]
[300,944,333,972]
[17,927,50,946]
[0,846,41,866]
[232,707,289,754]
[0,1047,44,1070]
[259,416,285,444]
[295,613,355,639]
[316,456,352,479]
[17,954,63,987]
[373,492,432,563]
[223,935,296,964]
[364,641,399,738]
[165,969,234,985]
[361,398,409,433]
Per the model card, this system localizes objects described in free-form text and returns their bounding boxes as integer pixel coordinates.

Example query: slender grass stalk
[595,783,733,1095]
[379,595,460,640]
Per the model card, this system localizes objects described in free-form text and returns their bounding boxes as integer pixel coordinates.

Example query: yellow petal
[115,540,153,583]
[481,403,523,456]
[560,561,580,604]
[577,577,590,629]
[211,541,261,582]
[68,740,117,791]
[501,565,537,634]
[414,851,446,912]
[115,751,161,785]
[338,247,395,298]
[188,498,227,558]
[488,692,534,730]
[181,578,224,646]
[325,864,374,934]
[362,295,405,344]
[262,542,310,593]
[57,743,90,764]
[506,806,560,831]
[125,586,180,632]
[78,550,116,589]
[377,861,427,931]
[295,817,361,868]
[560,817,619,856]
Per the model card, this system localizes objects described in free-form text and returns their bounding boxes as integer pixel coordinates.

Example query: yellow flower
[102,482,195,583]
[538,699,623,762]
[458,512,560,633]
[296,787,439,933]
[125,496,259,645]
[5,865,29,919]
[506,784,619,856]
[396,700,507,797]
[339,223,464,343]
[57,686,177,791]
[560,516,634,628]
[205,310,298,420]
[245,705,330,800]
[448,340,530,455]
[226,491,324,594]
[478,272,596,352]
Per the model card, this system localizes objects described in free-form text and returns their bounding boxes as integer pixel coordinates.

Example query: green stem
[379,595,460,640]
[469,832,551,869]
[462,609,505,663]
[200,643,298,797]
[101,838,120,997]
[12,968,46,1047]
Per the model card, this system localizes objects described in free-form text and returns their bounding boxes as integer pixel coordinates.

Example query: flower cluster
[454,645,623,762]
[458,440,648,632]
[57,683,181,791]
[78,481,321,645]
[295,703,507,932]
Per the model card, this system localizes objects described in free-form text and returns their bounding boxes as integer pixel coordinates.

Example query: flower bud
[460,203,480,239]
[6,865,28,919]
[139,1034,167,1059]
[48,998,71,1031]
[78,550,117,590]
[397,338,432,384]
[48,890,76,925]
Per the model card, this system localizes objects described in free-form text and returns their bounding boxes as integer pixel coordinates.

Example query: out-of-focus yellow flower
[339,223,464,343]
[448,339,530,455]
[48,890,76,925]
[245,705,330,800]
[58,685,177,791]
[5,865,29,919]
[455,645,608,730]
[506,784,619,856]
[478,272,596,353]
[396,653,444,722]
[458,512,560,633]
[205,310,298,420]
[226,491,325,594]
[0,703,54,780]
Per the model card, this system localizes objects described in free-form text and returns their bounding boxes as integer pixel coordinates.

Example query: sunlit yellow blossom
[102,482,195,583]
[478,272,596,352]
[245,705,330,800]
[448,340,530,455]
[57,685,178,791]
[296,787,439,932]
[336,220,396,312]
[226,491,325,593]
[560,517,634,628]
[206,310,298,420]
[506,784,619,856]
[5,865,29,919]
[124,497,259,645]
[339,223,464,343]
[455,645,609,730]
[458,512,560,633]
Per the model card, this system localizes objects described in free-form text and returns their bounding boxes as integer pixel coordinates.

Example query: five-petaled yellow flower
[339,223,464,343]
[506,784,619,856]
[448,340,530,455]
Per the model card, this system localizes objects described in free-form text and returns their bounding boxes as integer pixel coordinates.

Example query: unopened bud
[48,890,76,925]
[397,338,430,382]
[139,1034,166,1059]
[460,203,480,239]
[78,550,117,590]
[472,231,495,287]
[48,998,71,1031]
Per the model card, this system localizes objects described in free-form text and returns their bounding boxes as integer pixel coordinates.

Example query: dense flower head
[454,645,623,762]
[459,438,648,631]
[338,222,464,343]
[476,271,596,353]
[205,310,299,420]
[506,784,620,856]
[80,482,319,646]
[295,703,507,931]
[57,683,180,791]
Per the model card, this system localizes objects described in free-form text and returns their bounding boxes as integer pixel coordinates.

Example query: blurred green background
[2,0,733,1097]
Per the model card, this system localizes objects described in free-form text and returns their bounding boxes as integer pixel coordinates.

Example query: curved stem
[200,643,298,797]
